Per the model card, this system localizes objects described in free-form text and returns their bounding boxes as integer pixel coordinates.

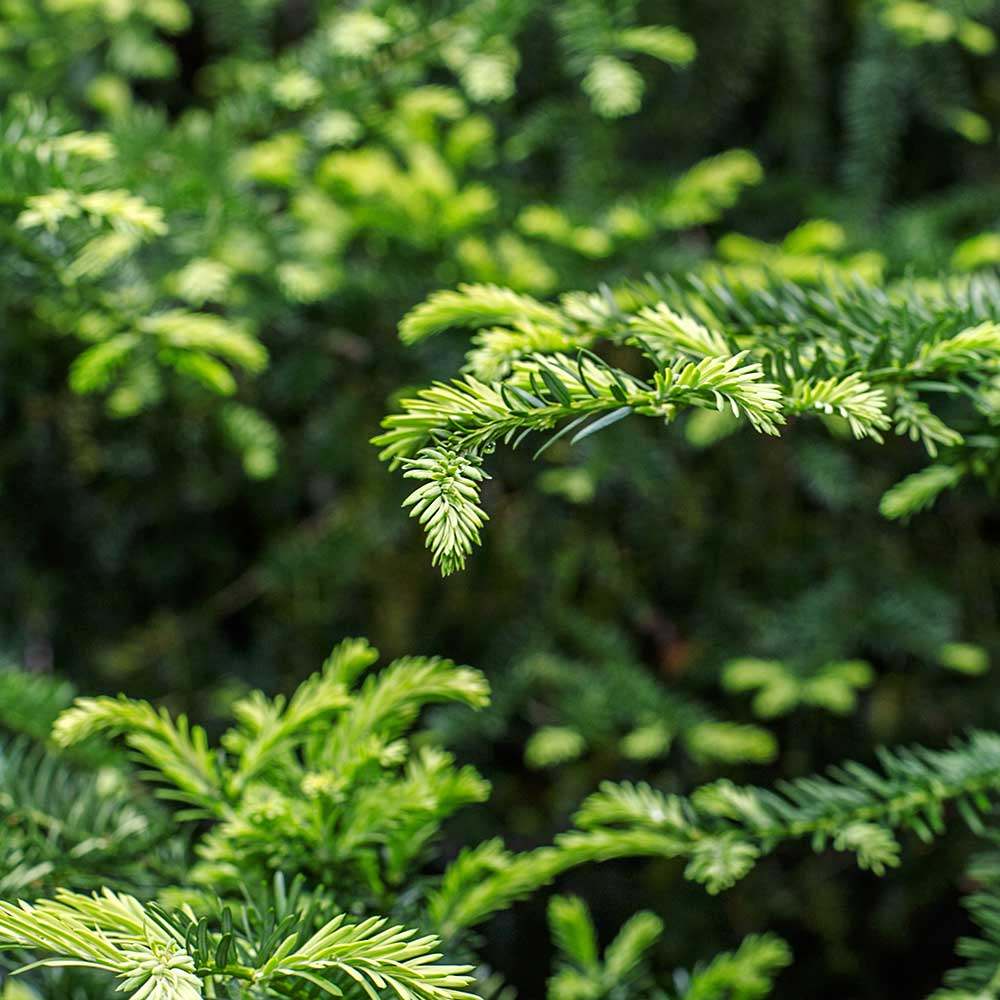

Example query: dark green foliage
[0,735,179,898]
[5,1,1000,998]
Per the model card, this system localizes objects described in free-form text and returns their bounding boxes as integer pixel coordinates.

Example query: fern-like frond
[271,913,477,999]
[879,463,965,519]
[49,644,491,897]
[681,933,792,1000]
[321,654,490,771]
[788,373,890,440]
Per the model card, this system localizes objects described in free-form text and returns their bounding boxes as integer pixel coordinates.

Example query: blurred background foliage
[4,0,1000,996]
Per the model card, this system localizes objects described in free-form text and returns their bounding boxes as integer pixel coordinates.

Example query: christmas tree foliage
[5,2,1000,998]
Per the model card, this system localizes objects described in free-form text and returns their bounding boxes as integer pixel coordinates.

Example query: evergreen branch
[602,910,663,985]
[788,373,890,440]
[430,826,710,936]
[385,272,1000,573]
[581,56,645,118]
[399,283,568,344]
[545,894,790,1000]
[617,25,696,66]
[48,646,492,896]
[0,890,202,1000]
[335,747,490,870]
[880,463,966,519]
[139,312,268,374]
[931,851,1000,1000]
[546,894,662,998]
[321,655,490,772]
[682,933,792,1000]
[0,736,175,896]
[376,351,783,461]
[0,890,477,1000]
[52,697,223,813]
[402,448,490,575]
[627,302,731,359]
[271,913,477,999]
[465,324,587,381]
[568,730,1000,893]
[428,840,577,937]
[893,394,964,457]
[547,895,600,973]
[376,349,783,571]
[221,638,374,791]
[917,322,1000,372]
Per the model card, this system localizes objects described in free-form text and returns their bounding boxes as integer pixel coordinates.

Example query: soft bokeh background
[4,1,1000,995]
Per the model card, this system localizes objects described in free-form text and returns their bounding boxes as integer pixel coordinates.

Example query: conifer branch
[0,890,477,1000]
[382,273,1000,573]
[568,730,1000,893]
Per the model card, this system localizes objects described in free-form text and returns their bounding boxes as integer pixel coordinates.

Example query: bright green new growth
[544,893,791,1000]
[6,2,1000,998]
[51,639,492,888]
[0,890,203,1000]
[722,657,875,718]
[0,888,477,1000]
[484,651,778,770]
[568,730,1000,892]
[1,0,753,484]
[378,274,1000,574]
[402,449,491,575]
[3,642,492,999]
[8,646,1000,997]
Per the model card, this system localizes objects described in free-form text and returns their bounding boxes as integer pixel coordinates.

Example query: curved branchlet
[0,887,478,1000]
[417,731,1000,947]
[378,275,1000,574]
[9,652,1000,997]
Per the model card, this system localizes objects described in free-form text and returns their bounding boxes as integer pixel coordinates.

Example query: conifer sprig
[0,889,478,1000]
[381,274,1000,573]
[48,641,491,899]
[567,730,1000,893]
[9,651,1000,997]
